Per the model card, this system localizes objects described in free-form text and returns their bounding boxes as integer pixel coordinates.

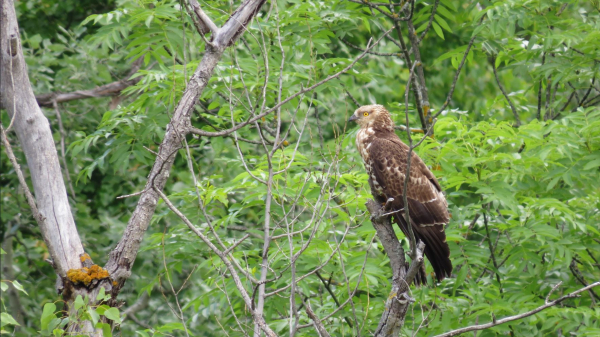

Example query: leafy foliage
[1,0,599,336]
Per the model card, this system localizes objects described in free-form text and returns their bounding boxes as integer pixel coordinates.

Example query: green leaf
[98,322,112,337]
[362,17,370,34]
[436,5,456,21]
[0,313,20,327]
[452,265,468,296]
[439,0,457,11]
[0,282,7,292]
[434,15,453,33]
[432,22,444,40]
[74,295,85,311]
[46,318,61,333]
[157,322,185,332]
[95,305,110,316]
[12,280,28,295]
[495,51,503,68]
[96,287,110,302]
[145,15,154,28]
[87,307,100,326]
[583,158,600,170]
[104,307,121,324]
[546,176,561,191]
[41,303,57,330]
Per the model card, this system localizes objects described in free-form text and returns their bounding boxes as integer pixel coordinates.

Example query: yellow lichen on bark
[423,105,430,117]
[67,265,110,286]
[80,253,91,263]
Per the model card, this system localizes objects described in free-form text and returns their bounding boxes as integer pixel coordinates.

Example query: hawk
[349,104,452,283]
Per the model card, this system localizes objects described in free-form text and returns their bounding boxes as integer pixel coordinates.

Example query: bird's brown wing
[367,136,449,226]
[367,136,452,281]
[394,213,453,282]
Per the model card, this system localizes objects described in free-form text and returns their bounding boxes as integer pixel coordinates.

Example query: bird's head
[348,104,394,130]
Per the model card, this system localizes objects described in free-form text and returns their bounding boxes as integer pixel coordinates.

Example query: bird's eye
[363,112,369,117]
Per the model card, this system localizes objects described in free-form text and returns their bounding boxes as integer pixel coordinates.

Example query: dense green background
[2,0,599,336]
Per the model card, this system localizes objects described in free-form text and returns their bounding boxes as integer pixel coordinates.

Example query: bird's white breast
[356,129,384,195]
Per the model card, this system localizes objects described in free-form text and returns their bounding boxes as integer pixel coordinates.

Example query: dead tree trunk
[0,0,85,276]
[2,0,268,334]
[0,0,104,333]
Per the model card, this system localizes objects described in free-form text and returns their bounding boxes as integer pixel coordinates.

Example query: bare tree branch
[366,200,423,337]
[570,259,600,302]
[433,15,485,120]
[105,0,268,292]
[483,209,503,292]
[33,58,143,107]
[1,0,85,277]
[433,282,600,337]
[186,0,219,35]
[403,13,432,130]
[339,37,400,57]
[492,56,521,127]
[155,187,277,336]
[536,53,546,120]
[390,19,426,130]
[187,28,393,138]
[348,0,413,22]
[1,126,46,237]
[52,101,76,199]
[304,299,332,337]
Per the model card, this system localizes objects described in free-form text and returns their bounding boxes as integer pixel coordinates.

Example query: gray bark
[0,0,84,277]
[366,200,425,337]
[1,1,100,333]
[34,58,142,107]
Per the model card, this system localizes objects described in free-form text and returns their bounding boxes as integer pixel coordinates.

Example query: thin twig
[402,61,421,257]
[33,58,143,107]
[52,100,77,198]
[340,37,400,57]
[570,259,600,302]
[315,271,354,328]
[304,299,332,337]
[391,17,426,129]
[537,53,546,120]
[223,234,251,255]
[492,56,521,127]
[187,28,394,138]
[483,208,502,293]
[433,15,485,120]
[433,282,600,337]
[153,186,277,337]
[186,0,219,35]
[0,126,46,227]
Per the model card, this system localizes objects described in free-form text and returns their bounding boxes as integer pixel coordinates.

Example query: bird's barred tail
[394,215,453,284]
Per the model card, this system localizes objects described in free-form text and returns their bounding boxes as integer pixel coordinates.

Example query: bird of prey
[349,104,452,283]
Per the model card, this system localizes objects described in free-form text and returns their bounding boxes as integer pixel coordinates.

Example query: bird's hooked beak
[348,114,358,122]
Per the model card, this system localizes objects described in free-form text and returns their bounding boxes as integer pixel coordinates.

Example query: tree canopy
[1,0,599,336]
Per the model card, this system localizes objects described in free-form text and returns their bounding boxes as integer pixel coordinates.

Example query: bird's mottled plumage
[350,104,452,283]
